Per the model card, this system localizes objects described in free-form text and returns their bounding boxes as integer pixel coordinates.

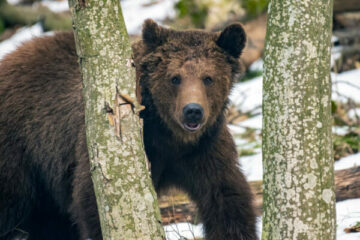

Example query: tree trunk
[262,0,336,239]
[68,1,165,239]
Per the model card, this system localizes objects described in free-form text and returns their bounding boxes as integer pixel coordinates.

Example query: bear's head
[134,19,246,143]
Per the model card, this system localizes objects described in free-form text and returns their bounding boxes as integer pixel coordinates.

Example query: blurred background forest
[0,0,359,239]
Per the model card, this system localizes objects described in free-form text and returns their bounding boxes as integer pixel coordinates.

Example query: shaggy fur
[0,20,256,240]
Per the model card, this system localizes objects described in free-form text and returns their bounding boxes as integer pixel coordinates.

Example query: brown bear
[0,19,257,240]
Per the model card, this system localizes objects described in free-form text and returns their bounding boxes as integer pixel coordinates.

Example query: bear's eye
[171,76,181,85]
[203,76,213,86]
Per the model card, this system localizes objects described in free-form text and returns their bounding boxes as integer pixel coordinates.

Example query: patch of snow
[331,50,342,68]
[227,124,246,135]
[335,153,360,171]
[348,108,360,119]
[237,115,262,129]
[121,0,178,35]
[332,69,360,103]
[230,76,263,113]
[164,217,262,240]
[249,58,264,72]
[238,153,263,181]
[234,138,249,146]
[8,0,177,32]
[0,23,44,60]
[39,0,69,13]
[0,0,178,59]
[336,198,360,240]
[37,0,178,33]
[332,35,339,43]
[164,222,203,240]
[332,126,351,136]
[256,217,262,239]
[7,0,21,5]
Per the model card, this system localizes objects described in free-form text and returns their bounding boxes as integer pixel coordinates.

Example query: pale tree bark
[68,1,165,239]
[262,0,336,239]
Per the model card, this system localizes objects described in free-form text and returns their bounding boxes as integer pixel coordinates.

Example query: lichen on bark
[68,0,165,239]
[262,0,336,239]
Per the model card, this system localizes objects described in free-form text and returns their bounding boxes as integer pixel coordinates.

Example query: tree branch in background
[0,0,71,31]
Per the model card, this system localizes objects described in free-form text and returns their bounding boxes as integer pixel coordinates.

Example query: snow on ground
[337,199,360,240]
[333,126,353,136]
[164,222,204,240]
[7,0,21,5]
[332,69,360,103]
[40,0,69,13]
[348,108,360,119]
[121,0,178,35]
[165,217,263,240]
[237,114,262,129]
[249,58,264,72]
[0,23,43,60]
[1,0,178,60]
[229,76,263,113]
[7,0,177,31]
[239,153,262,181]
[335,153,360,171]
[227,124,246,134]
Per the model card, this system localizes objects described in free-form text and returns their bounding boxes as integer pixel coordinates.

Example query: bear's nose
[183,103,203,123]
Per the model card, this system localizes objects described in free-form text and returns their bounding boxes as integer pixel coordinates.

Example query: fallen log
[334,30,360,46]
[335,166,360,201]
[159,166,360,223]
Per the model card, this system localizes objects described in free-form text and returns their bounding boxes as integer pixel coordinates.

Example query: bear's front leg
[182,132,257,240]
[188,163,257,240]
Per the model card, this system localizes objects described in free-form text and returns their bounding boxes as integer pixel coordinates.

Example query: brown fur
[0,20,256,240]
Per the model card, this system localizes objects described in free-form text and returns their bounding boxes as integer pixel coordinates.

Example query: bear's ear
[216,23,246,58]
[142,19,168,49]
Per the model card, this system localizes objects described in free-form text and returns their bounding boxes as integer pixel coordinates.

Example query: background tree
[68,0,165,239]
[262,0,336,239]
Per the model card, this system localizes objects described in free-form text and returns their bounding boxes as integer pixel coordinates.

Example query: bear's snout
[183,103,203,123]
[182,103,203,132]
